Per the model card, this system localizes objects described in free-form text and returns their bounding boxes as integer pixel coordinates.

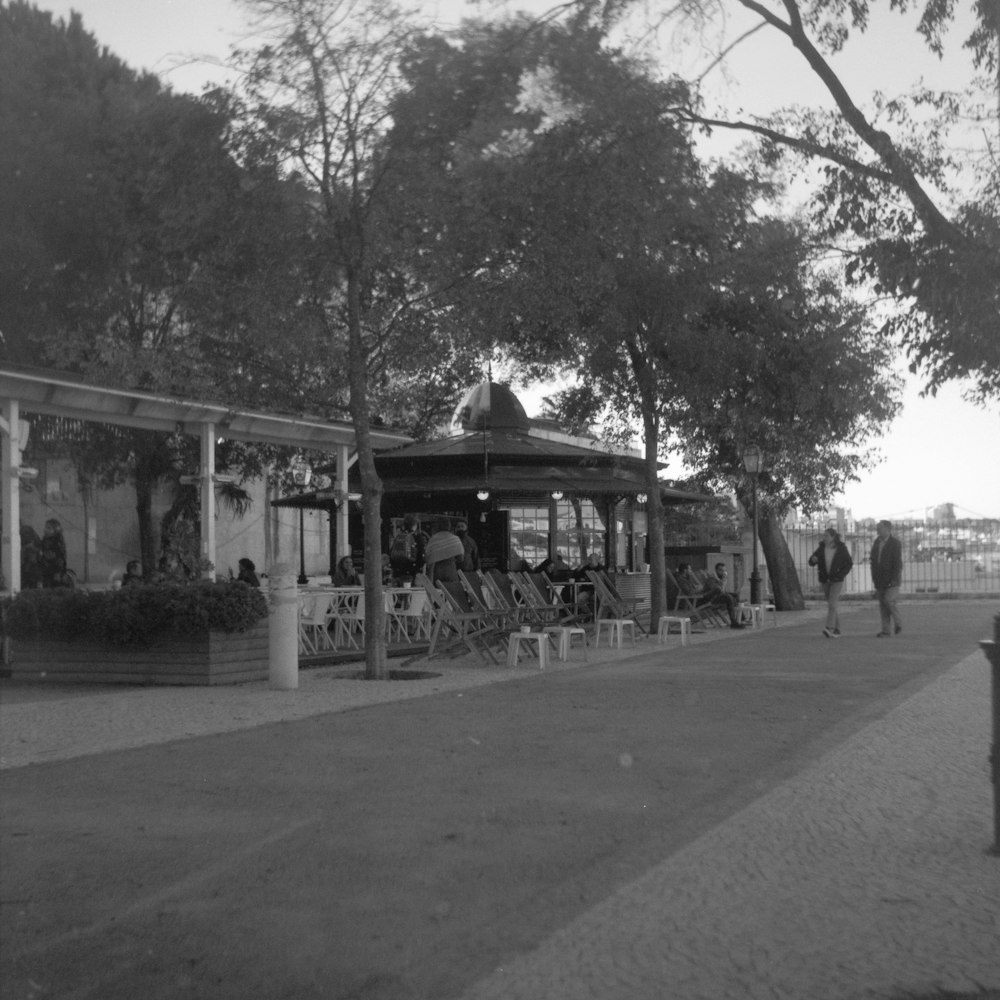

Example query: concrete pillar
[268,562,299,690]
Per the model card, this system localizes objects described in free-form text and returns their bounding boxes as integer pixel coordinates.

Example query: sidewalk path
[0,608,822,771]
[2,601,998,1000]
[461,648,1000,1000]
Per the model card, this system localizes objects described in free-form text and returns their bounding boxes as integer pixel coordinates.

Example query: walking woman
[808,528,853,638]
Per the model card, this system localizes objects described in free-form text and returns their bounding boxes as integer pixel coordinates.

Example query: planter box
[10,622,270,685]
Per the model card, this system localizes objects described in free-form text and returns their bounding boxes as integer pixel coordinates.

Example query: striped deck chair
[509,572,562,626]
[419,575,502,663]
[664,568,727,627]
[459,571,520,631]
[539,572,588,626]
[585,570,648,635]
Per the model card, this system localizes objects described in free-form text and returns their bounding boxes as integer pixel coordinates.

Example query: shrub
[3,582,268,647]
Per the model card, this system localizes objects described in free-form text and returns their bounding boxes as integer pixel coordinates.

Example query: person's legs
[884,585,901,632]
[876,588,891,634]
[825,581,843,632]
[722,593,740,627]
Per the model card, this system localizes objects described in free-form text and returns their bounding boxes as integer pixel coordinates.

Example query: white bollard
[268,562,299,690]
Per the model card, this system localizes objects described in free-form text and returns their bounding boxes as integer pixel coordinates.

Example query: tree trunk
[346,265,387,679]
[760,505,805,611]
[642,419,667,627]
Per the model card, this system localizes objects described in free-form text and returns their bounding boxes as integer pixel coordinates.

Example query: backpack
[389,531,416,565]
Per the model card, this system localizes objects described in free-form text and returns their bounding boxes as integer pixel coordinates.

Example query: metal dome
[449,382,530,435]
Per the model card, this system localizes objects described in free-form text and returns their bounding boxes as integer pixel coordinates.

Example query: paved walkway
[0,608,797,770]
[461,646,1000,1000]
[2,602,999,1000]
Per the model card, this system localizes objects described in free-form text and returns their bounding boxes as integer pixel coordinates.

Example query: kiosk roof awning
[0,366,411,450]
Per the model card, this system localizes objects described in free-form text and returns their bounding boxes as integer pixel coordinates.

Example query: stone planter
[10,622,270,685]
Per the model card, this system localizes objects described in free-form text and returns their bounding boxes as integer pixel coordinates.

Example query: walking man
[871,519,903,637]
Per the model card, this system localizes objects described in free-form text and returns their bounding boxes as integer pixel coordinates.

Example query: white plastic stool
[595,618,637,649]
[507,631,549,669]
[657,615,691,645]
[738,604,763,628]
[543,625,589,661]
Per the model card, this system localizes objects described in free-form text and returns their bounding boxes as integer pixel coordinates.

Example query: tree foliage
[584,0,999,399]
[386,15,900,610]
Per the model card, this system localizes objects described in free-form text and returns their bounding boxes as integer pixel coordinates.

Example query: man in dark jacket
[703,562,745,630]
[870,519,903,637]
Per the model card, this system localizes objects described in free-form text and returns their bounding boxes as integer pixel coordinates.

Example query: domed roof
[450,382,530,435]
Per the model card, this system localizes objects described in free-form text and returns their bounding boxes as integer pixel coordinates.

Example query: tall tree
[230,0,494,676]
[0,2,311,571]
[388,17,899,611]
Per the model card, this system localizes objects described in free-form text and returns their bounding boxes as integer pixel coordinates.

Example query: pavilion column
[336,443,350,559]
[1,398,21,593]
[199,422,216,579]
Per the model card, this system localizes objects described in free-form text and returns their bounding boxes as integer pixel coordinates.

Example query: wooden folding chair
[509,572,562,626]
[483,569,528,627]
[539,572,588,626]
[419,575,502,663]
[459,571,520,631]
[585,570,648,635]
[664,568,727,628]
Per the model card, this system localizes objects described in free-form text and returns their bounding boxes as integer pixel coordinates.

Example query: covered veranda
[0,366,411,593]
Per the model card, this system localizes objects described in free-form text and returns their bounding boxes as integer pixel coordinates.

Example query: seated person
[549,552,572,582]
[533,556,555,576]
[675,563,701,597]
[122,560,143,587]
[702,562,745,630]
[237,557,260,587]
[332,556,361,587]
[573,552,606,615]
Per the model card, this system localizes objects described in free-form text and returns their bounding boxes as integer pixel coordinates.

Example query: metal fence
[785,522,1000,597]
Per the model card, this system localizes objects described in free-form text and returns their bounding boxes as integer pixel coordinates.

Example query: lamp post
[291,460,312,586]
[742,444,763,605]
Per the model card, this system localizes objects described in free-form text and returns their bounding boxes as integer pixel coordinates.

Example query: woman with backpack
[388,515,427,583]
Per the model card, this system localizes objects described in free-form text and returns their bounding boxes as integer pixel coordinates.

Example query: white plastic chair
[394,590,430,641]
[300,594,334,654]
[333,593,365,649]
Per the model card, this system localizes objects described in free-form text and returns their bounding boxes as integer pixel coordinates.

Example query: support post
[980,612,1000,855]
[336,443,350,560]
[1,398,21,594]
[269,562,298,690]
[199,423,216,580]
[749,475,761,605]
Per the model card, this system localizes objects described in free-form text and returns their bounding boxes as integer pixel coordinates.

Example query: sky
[37,0,1000,521]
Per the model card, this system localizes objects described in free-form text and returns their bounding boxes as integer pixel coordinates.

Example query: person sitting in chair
[703,563,745,629]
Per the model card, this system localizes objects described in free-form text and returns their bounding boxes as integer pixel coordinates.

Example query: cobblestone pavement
[0,608,809,770]
[2,602,998,1000]
[459,647,1000,1000]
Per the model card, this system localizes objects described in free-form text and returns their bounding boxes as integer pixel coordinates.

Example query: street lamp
[742,444,763,605]
[291,460,312,585]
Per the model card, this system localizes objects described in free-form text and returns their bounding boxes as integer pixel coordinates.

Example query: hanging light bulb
[477,489,490,501]
[551,491,563,501]
[636,493,647,504]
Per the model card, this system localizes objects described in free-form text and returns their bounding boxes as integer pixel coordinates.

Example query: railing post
[979,611,1000,855]
[269,562,299,691]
